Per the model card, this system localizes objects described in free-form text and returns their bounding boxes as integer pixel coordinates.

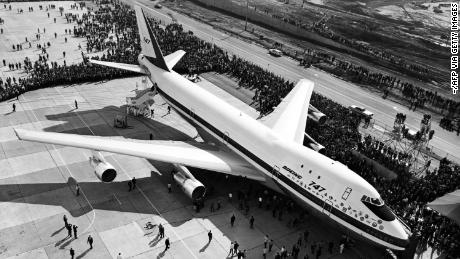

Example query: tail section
[134,6,170,71]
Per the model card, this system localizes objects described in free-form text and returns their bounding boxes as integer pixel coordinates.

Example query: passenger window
[341,187,352,200]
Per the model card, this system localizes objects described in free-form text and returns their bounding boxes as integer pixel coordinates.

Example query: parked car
[154,3,162,9]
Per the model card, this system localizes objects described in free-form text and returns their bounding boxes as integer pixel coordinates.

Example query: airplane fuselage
[139,55,410,250]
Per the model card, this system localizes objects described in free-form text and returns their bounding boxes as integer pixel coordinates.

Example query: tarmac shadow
[54,236,70,247]
[157,249,167,259]
[199,240,211,253]
[59,237,75,249]
[51,226,65,237]
[149,233,162,247]
[3,111,14,115]
[75,247,91,259]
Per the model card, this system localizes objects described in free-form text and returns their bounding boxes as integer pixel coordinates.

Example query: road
[132,0,460,163]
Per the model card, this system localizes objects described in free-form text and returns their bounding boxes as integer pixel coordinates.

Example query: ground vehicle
[268,49,282,57]
[154,3,162,9]
[349,105,374,118]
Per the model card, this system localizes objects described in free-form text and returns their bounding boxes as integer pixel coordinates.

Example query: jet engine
[89,151,117,182]
[172,164,206,201]
[304,133,325,153]
[308,105,327,125]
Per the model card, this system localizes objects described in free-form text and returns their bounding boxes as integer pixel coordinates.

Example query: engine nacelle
[172,164,206,201]
[89,153,117,182]
[308,105,327,125]
[304,133,325,153]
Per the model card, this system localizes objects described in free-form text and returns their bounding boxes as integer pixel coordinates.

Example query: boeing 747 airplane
[14,6,411,251]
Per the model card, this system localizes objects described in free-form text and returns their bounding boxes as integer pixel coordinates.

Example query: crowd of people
[306,95,460,257]
[356,135,411,173]
[1,0,459,257]
[0,1,139,102]
[296,48,460,119]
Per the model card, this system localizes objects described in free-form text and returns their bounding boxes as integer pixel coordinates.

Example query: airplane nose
[387,218,410,248]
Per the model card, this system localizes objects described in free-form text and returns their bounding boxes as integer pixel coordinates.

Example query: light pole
[244,0,249,31]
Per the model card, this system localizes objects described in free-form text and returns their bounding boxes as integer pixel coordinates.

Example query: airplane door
[322,200,333,217]
[272,165,280,181]
[223,131,230,145]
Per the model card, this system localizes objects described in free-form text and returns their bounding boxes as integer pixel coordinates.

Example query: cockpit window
[361,195,395,221]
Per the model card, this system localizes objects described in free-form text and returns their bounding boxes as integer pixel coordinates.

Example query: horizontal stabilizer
[165,50,186,70]
[89,60,148,74]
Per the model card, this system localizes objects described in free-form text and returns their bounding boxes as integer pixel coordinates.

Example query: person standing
[128,180,132,192]
[268,239,274,252]
[304,230,309,245]
[132,177,136,189]
[229,241,234,256]
[164,237,170,250]
[316,245,322,259]
[167,183,171,193]
[263,247,267,259]
[73,224,78,239]
[75,184,80,196]
[208,230,212,242]
[63,215,68,227]
[74,100,78,109]
[233,241,239,255]
[87,234,94,249]
[339,243,344,254]
[249,216,255,228]
[280,246,286,258]
[264,235,269,248]
[12,103,16,112]
[210,202,215,212]
[158,223,164,238]
[66,223,72,237]
[230,214,236,227]
[69,247,75,259]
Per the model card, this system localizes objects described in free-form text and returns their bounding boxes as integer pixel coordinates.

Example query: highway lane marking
[138,2,458,153]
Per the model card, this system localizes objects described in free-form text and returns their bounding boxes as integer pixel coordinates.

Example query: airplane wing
[259,79,314,144]
[89,60,148,74]
[14,129,265,182]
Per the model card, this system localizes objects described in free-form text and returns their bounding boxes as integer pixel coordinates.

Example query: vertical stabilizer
[134,6,170,71]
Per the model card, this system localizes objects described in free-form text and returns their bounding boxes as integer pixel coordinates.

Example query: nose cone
[386,218,411,249]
